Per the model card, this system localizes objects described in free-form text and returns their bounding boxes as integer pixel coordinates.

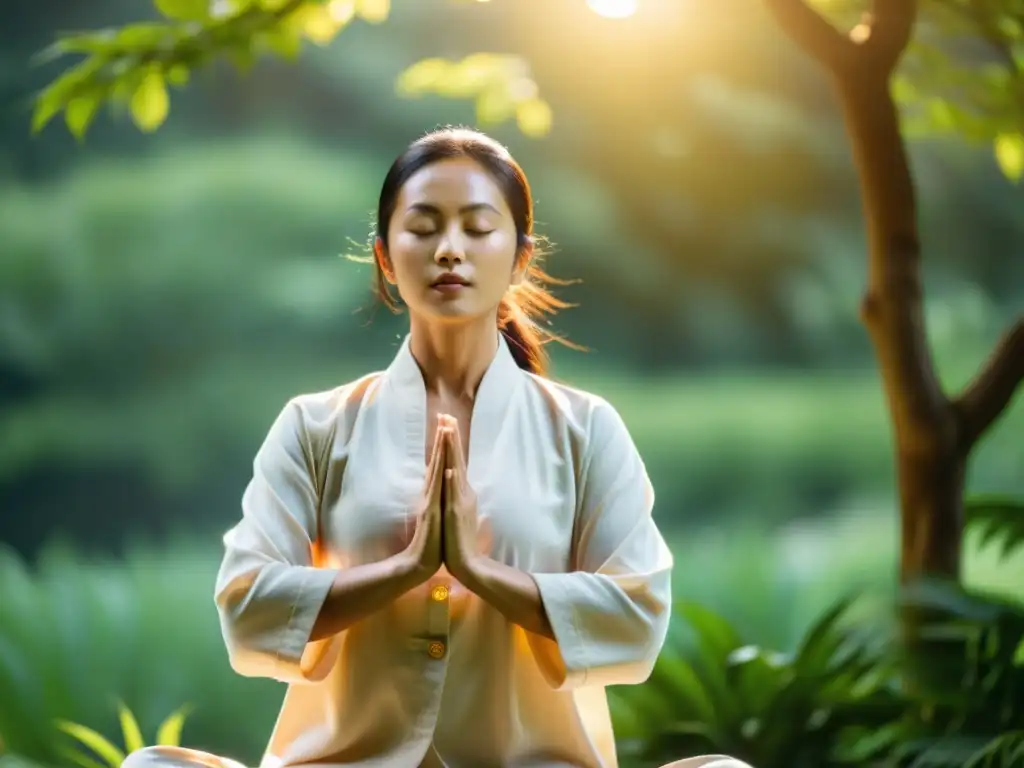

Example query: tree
[29,0,1024,582]
[764,0,1024,583]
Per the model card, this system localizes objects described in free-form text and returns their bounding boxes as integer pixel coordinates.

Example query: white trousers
[122,746,753,768]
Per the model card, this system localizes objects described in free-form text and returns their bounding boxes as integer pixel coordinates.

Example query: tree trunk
[763,0,1024,585]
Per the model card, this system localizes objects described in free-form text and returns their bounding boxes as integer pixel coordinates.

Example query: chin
[417,297,495,326]
[422,288,476,312]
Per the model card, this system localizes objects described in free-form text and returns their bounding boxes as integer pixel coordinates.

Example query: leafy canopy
[28,0,1024,180]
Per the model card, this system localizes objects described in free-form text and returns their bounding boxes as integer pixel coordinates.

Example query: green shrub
[0,541,280,766]
[610,594,901,768]
[57,703,189,768]
[886,578,1024,768]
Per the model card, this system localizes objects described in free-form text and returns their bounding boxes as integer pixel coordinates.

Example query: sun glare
[586,0,638,19]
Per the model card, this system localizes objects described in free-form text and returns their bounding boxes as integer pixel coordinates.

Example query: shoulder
[266,370,385,453]
[522,373,634,452]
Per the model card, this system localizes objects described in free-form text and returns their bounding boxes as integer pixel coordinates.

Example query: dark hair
[372,127,576,376]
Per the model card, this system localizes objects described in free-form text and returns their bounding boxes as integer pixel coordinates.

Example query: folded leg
[122,747,248,768]
[658,756,754,768]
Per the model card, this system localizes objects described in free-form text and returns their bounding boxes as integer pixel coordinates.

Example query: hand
[440,415,481,582]
[404,415,447,581]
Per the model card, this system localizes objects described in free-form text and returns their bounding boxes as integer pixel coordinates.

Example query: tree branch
[954,317,1024,449]
[860,0,918,72]
[765,0,917,78]
[762,0,856,73]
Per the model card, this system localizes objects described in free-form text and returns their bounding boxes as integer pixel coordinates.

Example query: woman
[123,129,751,768]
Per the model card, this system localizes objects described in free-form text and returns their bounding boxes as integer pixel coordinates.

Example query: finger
[427,428,449,503]
[440,416,459,468]
[444,466,459,507]
[426,415,445,476]
[444,468,454,506]
[448,419,468,476]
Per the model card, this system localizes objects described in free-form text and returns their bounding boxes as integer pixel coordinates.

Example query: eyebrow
[406,202,501,216]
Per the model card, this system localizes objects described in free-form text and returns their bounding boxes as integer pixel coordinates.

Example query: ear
[374,237,397,285]
[511,237,534,286]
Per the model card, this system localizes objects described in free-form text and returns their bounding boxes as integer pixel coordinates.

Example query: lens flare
[586,0,639,19]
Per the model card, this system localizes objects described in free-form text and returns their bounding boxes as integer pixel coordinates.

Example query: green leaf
[672,602,744,728]
[114,23,177,51]
[725,644,791,716]
[130,70,170,133]
[155,705,192,746]
[434,54,502,98]
[31,56,105,134]
[646,651,718,725]
[832,722,904,763]
[675,601,744,658]
[112,69,145,105]
[167,65,191,87]
[117,702,145,754]
[31,88,64,134]
[65,92,102,142]
[257,26,303,59]
[516,97,553,138]
[994,133,1024,182]
[288,2,350,46]
[475,86,517,126]
[55,721,126,768]
[355,0,390,24]
[793,593,856,674]
[901,578,1022,623]
[396,58,453,96]
[55,745,111,768]
[966,494,1024,559]
[41,30,119,58]
[153,0,211,22]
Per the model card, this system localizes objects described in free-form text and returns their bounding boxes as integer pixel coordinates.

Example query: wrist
[455,553,488,592]
[392,550,432,588]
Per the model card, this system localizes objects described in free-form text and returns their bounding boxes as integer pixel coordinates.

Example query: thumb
[444,468,455,506]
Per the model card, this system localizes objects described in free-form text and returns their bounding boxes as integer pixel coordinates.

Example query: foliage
[840,501,1024,768]
[0,542,283,766]
[26,0,1024,180]
[57,703,190,768]
[810,0,1024,181]
[28,0,549,141]
[607,501,1024,768]
[884,578,1024,768]
[609,595,901,768]
[965,495,1024,563]
[0,139,379,495]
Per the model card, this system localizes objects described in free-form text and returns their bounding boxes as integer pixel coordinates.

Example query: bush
[0,541,281,765]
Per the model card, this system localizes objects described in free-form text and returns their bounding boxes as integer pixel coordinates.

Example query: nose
[433,229,465,265]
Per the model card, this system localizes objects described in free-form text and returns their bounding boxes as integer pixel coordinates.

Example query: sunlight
[586,0,638,19]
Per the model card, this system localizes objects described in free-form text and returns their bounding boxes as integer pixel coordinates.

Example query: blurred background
[1,0,1022,764]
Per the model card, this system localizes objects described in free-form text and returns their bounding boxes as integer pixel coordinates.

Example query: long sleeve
[213,398,341,684]
[528,398,674,690]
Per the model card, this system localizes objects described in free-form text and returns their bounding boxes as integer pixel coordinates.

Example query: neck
[408,313,500,399]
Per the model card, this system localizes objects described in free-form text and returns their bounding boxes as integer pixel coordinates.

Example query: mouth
[431,274,471,291]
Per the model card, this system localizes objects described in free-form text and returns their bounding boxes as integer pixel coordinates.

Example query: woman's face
[379,157,527,325]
